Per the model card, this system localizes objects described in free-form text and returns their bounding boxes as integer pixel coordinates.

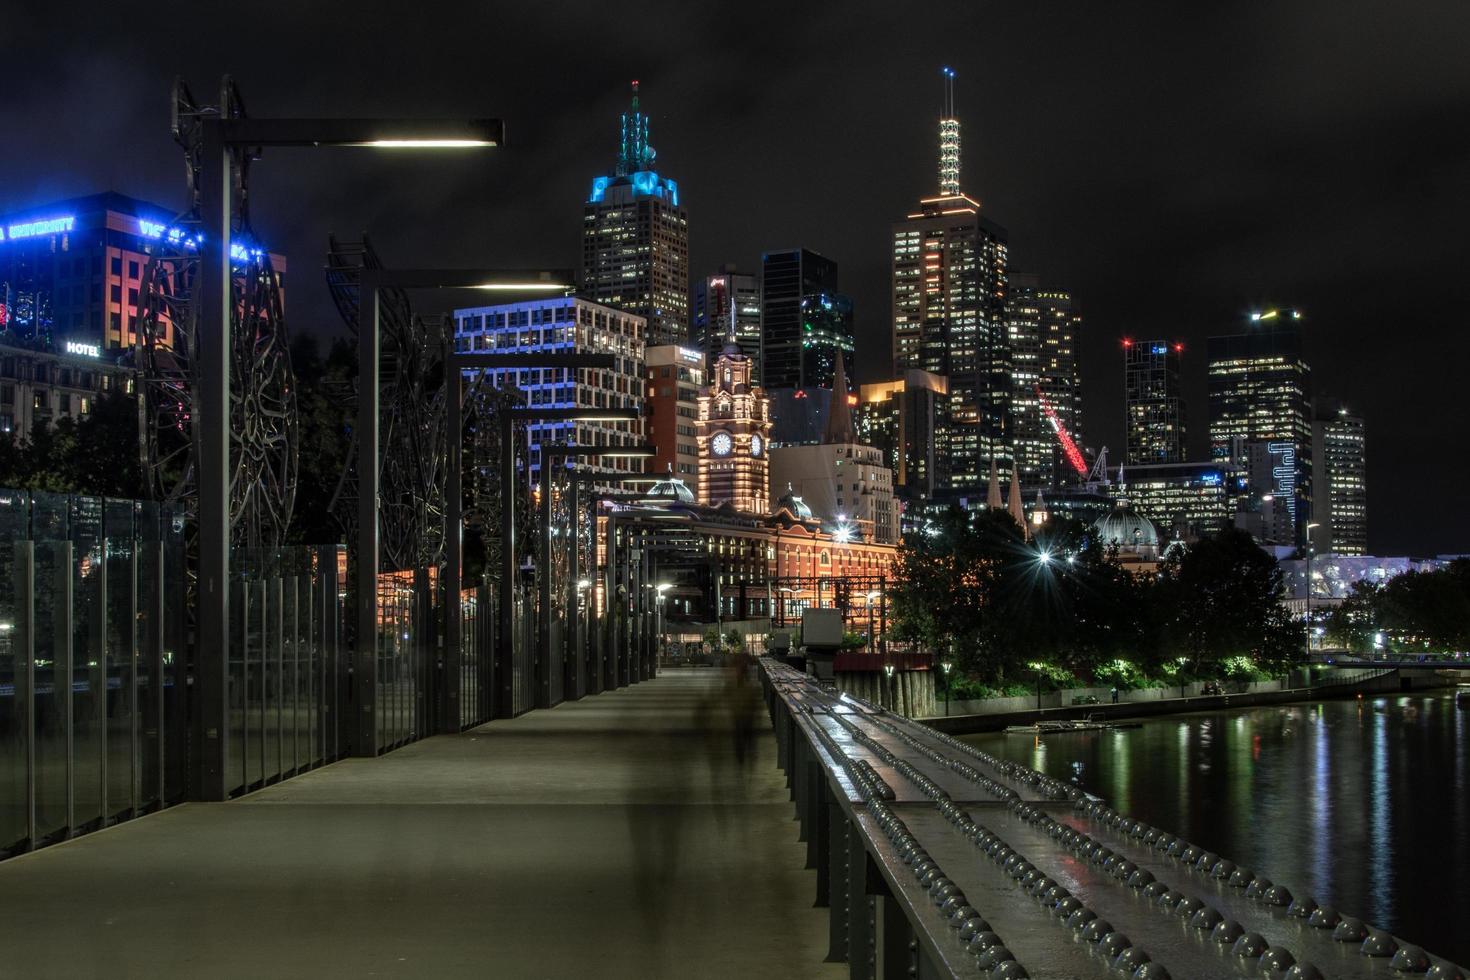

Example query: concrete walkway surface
[0,669,842,979]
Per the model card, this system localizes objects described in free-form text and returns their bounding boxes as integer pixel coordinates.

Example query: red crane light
[1035,385,1088,477]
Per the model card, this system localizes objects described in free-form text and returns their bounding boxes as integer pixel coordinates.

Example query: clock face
[750,434,763,457]
[712,432,733,457]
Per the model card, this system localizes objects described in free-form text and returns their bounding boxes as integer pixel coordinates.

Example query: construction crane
[1035,385,1089,478]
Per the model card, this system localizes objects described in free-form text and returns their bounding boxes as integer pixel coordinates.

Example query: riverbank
[919,667,1462,734]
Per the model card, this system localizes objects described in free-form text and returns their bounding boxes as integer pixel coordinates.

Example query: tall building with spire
[581,81,690,347]
[696,341,771,513]
[891,68,1010,493]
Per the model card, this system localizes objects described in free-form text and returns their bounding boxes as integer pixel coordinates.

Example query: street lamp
[194,104,500,797]
[1304,522,1321,663]
[883,662,896,712]
[941,660,953,716]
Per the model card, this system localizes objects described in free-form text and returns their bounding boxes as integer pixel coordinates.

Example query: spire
[1008,464,1027,537]
[617,79,655,177]
[939,67,960,196]
[986,458,1002,509]
[823,352,856,445]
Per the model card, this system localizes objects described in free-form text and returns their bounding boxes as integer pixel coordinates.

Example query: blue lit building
[581,82,689,347]
[0,191,284,355]
[453,296,645,487]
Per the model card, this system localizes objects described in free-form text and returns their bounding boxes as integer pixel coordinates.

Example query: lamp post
[355,272,580,743]
[194,110,499,798]
[1304,522,1321,663]
[941,660,953,716]
[883,662,895,712]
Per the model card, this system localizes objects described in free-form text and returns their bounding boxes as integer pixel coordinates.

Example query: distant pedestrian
[1111,686,1119,704]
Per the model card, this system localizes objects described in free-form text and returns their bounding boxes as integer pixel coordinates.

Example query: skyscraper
[581,82,689,347]
[760,248,852,391]
[1007,273,1082,489]
[1125,339,1188,465]
[1208,309,1312,537]
[1312,399,1367,555]
[692,266,760,372]
[856,370,950,501]
[891,69,1010,492]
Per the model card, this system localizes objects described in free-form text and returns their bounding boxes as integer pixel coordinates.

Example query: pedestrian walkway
[0,669,841,979]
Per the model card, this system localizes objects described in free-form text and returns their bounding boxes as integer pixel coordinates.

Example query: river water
[964,691,1470,966]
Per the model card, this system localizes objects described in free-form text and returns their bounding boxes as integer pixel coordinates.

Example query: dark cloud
[1,0,1466,555]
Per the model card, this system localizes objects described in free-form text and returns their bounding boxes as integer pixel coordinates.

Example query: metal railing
[0,490,186,856]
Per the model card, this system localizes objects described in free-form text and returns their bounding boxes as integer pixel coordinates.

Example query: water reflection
[965,692,1470,965]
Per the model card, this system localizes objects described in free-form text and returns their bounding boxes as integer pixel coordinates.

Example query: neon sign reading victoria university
[137,218,266,262]
[0,215,75,242]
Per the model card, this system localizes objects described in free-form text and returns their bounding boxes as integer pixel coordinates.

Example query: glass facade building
[1207,310,1312,539]
[759,248,852,391]
[1312,400,1367,555]
[691,267,760,375]
[856,370,950,501]
[1125,339,1187,465]
[1007,273,1082,489]
[1111,461,1245,540]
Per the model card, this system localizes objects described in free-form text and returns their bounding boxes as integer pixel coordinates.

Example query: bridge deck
[0,669,840,979]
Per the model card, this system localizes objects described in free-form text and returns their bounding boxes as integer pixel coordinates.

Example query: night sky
[3,2,1467,556]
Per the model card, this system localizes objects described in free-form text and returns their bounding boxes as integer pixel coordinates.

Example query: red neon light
[1036,385,1088,477]
[1122,338,1132,347]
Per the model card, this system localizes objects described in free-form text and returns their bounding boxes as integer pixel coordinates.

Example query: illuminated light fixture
[473,282,568,291]
[356,139,495,148]
[3,215,75,240]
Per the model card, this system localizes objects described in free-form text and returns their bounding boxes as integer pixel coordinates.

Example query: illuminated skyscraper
[760,248,852,391]
[1125,339,1188,465]
[1311,399,1367,555]
[891,69,1010,492]
[1007,274,1082,488]
[691,266,760,371]
[1207,309,1313,538]
[581,82,689,347]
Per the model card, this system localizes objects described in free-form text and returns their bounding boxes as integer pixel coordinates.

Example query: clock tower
[697,340,771,513]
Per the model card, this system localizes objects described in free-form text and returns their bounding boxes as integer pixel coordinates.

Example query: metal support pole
[496,411,516,717]
[195,123,232,799]
[354,278,381,756]
[443,339,463,733]
[605,513,617,689]
[537,467,553,708]
[566,477,580,700]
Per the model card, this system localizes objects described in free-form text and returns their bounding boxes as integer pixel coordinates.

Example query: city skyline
[0,3,1465,554]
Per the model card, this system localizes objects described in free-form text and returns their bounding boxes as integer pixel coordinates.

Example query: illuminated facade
[644,345,704,480]
[1110,461,1245,540]
[1006,274,1082,489]
[1311,400,1367,555]
[1207,310,1312,538]
[581,82,689,347]
[1125,339,1187,465]
[691,267,760,373]
[856,370,949,501]
[0,191,285,354]
[0,343,134,435]
[453,297,645,486]
[891,73,1010,492]
[760,248,852,391]
[696,342,771,513]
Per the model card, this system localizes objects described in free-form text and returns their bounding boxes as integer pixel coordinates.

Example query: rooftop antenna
[939,67,961,196]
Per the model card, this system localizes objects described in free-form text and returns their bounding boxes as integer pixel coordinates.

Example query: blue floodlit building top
[586,81,680,206]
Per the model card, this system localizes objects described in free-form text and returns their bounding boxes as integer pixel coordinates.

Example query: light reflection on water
[964,692,1470,965]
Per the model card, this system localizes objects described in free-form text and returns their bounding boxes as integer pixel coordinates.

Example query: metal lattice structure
[323,236,448,573]
[462,382,534,580]
[134,76,299,551]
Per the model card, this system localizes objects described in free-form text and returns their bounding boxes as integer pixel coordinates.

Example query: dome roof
[643,476,695,505]
[777,490,814,521]
[1093,500,1161,555]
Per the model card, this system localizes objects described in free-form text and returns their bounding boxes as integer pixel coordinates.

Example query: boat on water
[1005,715,1143,735]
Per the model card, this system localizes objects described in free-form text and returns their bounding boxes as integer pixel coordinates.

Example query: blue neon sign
[136,217,265,262]
[1151,344,1167,355]
[1,215,75,242]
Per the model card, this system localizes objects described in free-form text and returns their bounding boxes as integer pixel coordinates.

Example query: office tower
[856,370,950,500]
[1125,339,1188,464]
[769,355,900,544]
[891,69,1010,492]
[1110,461,1245,541]
[0,191,286,353]
[644,345,705,481]
[760,248,852,391]
[581,82,689,347]
[1007,274,1083,489]
[1207,309,1312,536]
[453,296,645,485]
[691,267,760,370]
[1311,399,1367,555]
[696,342,771,513]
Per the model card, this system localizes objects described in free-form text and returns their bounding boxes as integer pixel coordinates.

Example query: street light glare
[473,282,569,290]
[358,139,498,147]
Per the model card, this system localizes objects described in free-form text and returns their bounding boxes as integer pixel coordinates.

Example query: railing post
[16,541,35,850]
